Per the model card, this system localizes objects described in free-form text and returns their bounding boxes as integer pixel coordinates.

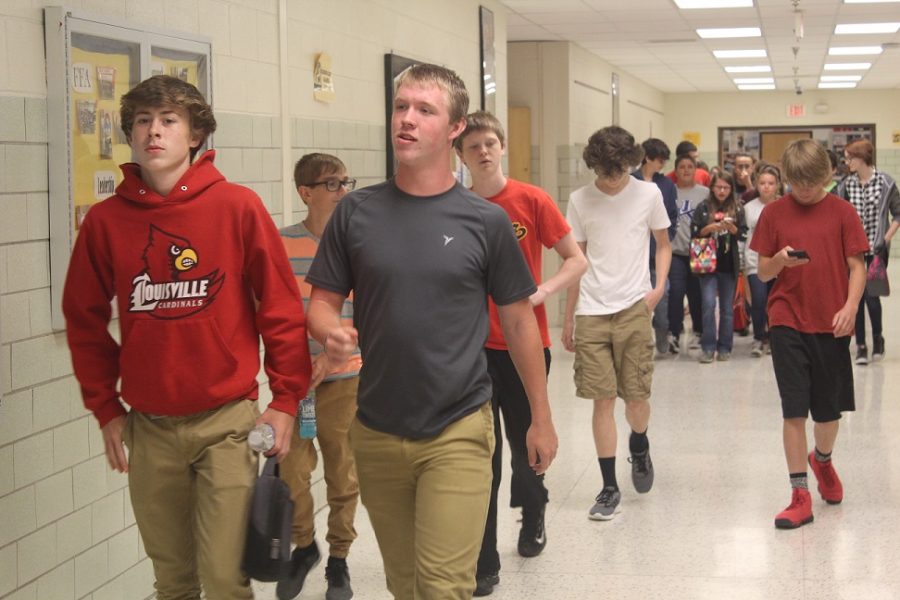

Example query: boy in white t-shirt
[563,126,672,520]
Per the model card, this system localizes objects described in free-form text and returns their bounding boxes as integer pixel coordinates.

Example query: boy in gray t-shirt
[306,64,558,600]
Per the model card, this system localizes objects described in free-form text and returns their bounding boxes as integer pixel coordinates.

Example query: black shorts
[769,326,855,422]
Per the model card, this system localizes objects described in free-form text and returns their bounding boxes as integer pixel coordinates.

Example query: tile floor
[257,268,900,600]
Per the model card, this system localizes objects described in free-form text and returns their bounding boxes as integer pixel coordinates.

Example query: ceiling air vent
[646,38,697,44]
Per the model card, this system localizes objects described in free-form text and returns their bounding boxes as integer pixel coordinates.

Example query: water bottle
[299,389,317,439]
[248,423,275,453]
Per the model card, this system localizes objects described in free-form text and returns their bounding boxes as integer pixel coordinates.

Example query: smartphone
[787,250,809,259]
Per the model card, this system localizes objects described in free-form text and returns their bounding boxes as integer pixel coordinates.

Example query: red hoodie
[63,150,311,427]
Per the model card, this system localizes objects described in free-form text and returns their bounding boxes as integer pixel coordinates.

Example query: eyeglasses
[304,178,357,192]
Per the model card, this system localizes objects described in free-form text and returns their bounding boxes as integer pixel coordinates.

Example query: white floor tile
[255,263,900,599]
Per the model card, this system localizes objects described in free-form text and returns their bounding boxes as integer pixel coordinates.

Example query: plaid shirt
[842,169,885,254]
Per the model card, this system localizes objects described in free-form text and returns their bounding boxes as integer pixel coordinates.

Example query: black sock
[814,447,832,463]
[629,429,649,454]
[789,472,808,490]
[598,457,617,490]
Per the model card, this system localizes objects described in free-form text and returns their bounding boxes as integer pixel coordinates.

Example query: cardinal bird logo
[512,221,528,241]
[129,225,225,318]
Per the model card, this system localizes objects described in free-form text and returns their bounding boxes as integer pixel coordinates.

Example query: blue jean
[747,274,773,342]
[700,271,737,353]
[668,254,702,339]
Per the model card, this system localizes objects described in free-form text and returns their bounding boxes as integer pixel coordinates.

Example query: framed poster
[479,6,496,114]
[384,53,419,179]
[45,7,211,330]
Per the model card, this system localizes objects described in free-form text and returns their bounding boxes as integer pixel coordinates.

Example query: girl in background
[744,164,782,357]
[692,171,747,363]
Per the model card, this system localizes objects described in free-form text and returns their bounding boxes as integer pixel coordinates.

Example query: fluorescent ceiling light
[828,46,883,55]
[820,75,863,81]
[697,27,761,38]
[714,49,767,58]
[725,65,771,72]
[835,22,900,34]
[737,84,776,90]
[675,0,754,7]
[823,62,872,70]
[818,82,857,88]
[733,77,774,83]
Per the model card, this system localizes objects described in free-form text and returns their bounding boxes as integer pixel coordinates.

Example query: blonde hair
[454,110,505,152]
[781,139,831,188]
[395,63,469,125]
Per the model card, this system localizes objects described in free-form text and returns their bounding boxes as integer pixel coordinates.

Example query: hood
[115,150,226,207]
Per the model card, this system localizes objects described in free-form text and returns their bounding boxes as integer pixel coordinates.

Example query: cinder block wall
[0,1,508,598]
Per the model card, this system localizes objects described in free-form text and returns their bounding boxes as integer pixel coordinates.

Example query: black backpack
[241,456,294,582]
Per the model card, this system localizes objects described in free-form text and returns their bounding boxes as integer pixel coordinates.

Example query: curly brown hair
[120,75,216,161]
[583,126,644,179]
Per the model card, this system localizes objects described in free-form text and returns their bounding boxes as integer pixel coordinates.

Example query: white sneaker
[666,332,680,354]
[689,334,701,351]
[750,340,764,357]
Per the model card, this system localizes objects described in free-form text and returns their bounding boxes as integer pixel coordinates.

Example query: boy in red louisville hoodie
[62,75,311,598]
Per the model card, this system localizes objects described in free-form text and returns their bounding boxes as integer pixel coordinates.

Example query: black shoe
[855,345,869,365]
[276,541,321,600]
[628,449,654,494]
[325,556,353,600]
[517,506,547,557]
[873,336,885,361]
[473,572,500,596]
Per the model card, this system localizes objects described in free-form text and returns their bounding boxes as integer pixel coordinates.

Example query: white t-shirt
[567,177,671,315]
[743,199,765,275]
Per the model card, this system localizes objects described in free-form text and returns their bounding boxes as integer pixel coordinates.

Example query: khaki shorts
[574,300,655,401]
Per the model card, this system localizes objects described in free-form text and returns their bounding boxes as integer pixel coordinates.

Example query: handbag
[690,236,717,274]
[866,252,890,297]
[241,456,294,582]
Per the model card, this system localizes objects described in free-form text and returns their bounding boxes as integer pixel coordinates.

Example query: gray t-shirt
[307,180,537,439]
[672,184,709,256]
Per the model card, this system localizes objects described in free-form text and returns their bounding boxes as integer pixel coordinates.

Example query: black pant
[855,253,884,345]
[667,254,703,338]
[476,348,551,577]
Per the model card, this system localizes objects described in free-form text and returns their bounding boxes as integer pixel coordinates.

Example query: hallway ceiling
[499,0,900,93]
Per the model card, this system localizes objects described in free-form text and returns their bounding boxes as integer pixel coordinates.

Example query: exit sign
[787,103,806,118]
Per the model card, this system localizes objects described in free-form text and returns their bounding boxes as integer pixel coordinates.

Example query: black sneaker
[276,541,321,600]
[517,506,547,557]
[855,345,869,365]
[325,556,353,600]
[873,336,885,361]
[473,572,500,597]
[628,449,654,494]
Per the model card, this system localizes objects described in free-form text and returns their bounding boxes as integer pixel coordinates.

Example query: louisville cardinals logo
[129,225,225,318]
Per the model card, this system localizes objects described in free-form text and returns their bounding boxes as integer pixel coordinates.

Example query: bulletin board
[45,7,211,330]
[717,124,875,173]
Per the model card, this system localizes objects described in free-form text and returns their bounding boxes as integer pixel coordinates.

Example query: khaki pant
[351,401,495,600]
[280,376,360,557]
[124,399,258,600]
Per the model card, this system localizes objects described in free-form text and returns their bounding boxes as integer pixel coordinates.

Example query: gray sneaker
[699,351,714,364]
[717,351,731,362]
[628,450,654,494]
[588,487,621,521]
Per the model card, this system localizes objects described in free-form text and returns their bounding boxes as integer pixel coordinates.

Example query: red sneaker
[808,452,843,504]
[774,488,814,529]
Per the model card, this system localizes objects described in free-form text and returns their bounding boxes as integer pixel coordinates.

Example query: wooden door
[508,106,531,183]
[760,131,812,166]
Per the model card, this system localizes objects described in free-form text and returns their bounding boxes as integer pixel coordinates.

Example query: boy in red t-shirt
[455,111,586,596]
[750,139,868,529]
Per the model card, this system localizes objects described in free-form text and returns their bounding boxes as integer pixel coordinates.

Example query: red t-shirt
[667,168,711,187]
[485,179,570,349]
[749,192,869,334]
